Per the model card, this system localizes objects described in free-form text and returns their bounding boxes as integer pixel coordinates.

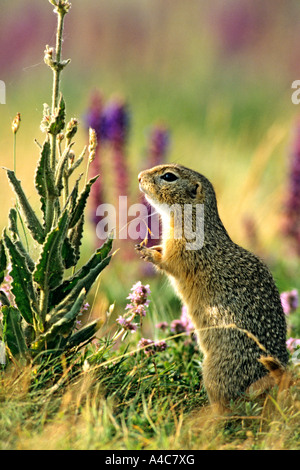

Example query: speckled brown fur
[136,164,289,409]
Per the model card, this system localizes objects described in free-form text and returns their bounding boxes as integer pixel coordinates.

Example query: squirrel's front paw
[135,243,152,261]
[135,244,162,264]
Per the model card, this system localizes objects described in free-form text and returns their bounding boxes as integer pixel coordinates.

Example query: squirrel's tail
[259,356,292,391]
[259,356,284,384]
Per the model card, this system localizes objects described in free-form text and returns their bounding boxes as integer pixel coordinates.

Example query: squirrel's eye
[160,172,178,182]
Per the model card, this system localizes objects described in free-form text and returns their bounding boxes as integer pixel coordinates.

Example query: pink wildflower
[127,281,151,305]
[138,337,155,356]
[170,305,195,335]
[155,340,167,352]
[138,337,167,356]
[126,282,151,317]
[286,337,300,352]
[116,316,138,333]
[155,321,169,331]
[280,289,298,315]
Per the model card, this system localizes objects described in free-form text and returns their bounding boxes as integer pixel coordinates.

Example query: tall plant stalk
[49,2,68,171]
[0,0,113,363]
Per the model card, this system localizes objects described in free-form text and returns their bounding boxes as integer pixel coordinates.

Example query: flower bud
[66,118,78,141]
[12,113,21,134]
[44,45,54,67]
[88,127,98,163]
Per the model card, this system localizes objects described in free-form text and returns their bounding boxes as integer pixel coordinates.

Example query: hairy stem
[47,7,68,231]
[13,132,16,174]
[50,9,66,171]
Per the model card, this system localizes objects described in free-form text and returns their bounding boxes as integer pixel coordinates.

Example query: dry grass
[0,347,298,450]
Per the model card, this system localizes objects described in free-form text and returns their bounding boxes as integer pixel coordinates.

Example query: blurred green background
[1,0,300,318]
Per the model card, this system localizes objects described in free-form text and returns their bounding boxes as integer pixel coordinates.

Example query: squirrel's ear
[190,182,203,199]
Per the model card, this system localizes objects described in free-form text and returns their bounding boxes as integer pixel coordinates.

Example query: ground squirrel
[136,163,289,411]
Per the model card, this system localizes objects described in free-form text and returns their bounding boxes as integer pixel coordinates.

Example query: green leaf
[35,141,49,200]
[33,209,70,291]
[8,208,35,272]
[2,306,28,358]
[8,207,19,240]
[32,288,86,350]
[5,169,45,244]
[49,254,111,325]
[61,237,77,269]
[0,290,10,307]
[68,214,84,264]
[49,235,113,309]
[67,319,101,349]
[35,141,57,214]
[0,239,7,284]
[69,175,99,228]
[3,230,37,325]
[48,94,66,135]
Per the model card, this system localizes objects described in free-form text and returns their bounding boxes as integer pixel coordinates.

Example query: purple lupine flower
[0,6,41,75]
[282,121,300,255]
[214,3,262,55]
[147,123,170,168]
[102,97,130,199]
[103,96,129,145]
[286,337,300,352]
[280,289,299,315]
[139,124,170,249]
[85,92,106,237]
[85,91,106,141]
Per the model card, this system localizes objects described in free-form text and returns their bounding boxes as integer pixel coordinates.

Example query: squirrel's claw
[135,244,163,265]
[135,243,147,259]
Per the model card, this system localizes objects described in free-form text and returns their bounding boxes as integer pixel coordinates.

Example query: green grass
[0,0,300,450]
[0,327,299,450]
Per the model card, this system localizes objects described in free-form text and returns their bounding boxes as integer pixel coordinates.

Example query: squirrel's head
[138,164,217,209]
[138,164,228,246]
